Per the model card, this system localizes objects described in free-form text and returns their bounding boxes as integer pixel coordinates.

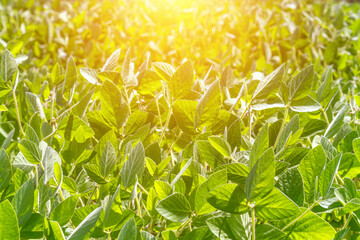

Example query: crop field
[1,0,360,239]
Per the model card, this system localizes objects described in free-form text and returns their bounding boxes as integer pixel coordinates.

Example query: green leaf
[25,92,46,120]
[194,80,221,127]
[220,65,235,88]
[0,200,20,240]
[249,124,269,168]
[63,56,77,97]
[83,164,108,184]
[0,149,11,192]
[68,206,102,240]
[43,146,62,184]
[173,100,197,134]
[104,185,122,229]
[101,80,129,130]
[194,140,224,169]
[57,115,95,143]
[11,180,34,227]
[255,188,300,220]
[50,62,62,85]
[206,214,250,239]
[275,168,304,206]
[137,70,162,95]
[245,148,275,202]
[0,49,17,82]
[207,183,248,214]
[276,115,299,152]
[338,198,360,216]
[153,62,175,82]
[18,139,41,164]
[155,193,191,223]
[80,67,100,85]
[168,60,193,100]
[208,136,232,157]
[154,180,172,200]
[100,141,117,178]
[195,169,227,215]
[290,96,321,112]
[256,224,287,240]
[121,142,145,188]
[317,67,333,103]
[298,145,326,204]
[49,220,65,240]
[50,196,78,226]
[288,65,314,101]
[324,106,347,138]
[252,64,285,100]
[117,218,137,240]
[102,48,121,72]
[226,119,242,151]
[319,153,342,199]
[282,209,336,240]
[121,47,137,86]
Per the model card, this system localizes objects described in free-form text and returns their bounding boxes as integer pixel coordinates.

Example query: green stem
[12,90,25,136]
[251,206,256,240]
[42,130,57,141]
[159,106,172,144]
[342,213,353,230]
[50,87,55,129]
[282,201,317,231]
[176,213,193,237]
[321,108,329,126]
[274,104,290,149]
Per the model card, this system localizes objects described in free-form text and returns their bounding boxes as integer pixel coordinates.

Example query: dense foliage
[1,0,360,239]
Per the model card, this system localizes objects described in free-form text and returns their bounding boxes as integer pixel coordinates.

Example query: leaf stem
[42,130,57,141]
[251,206,256,240]
[321,108,330,126]
[176,213,194,237]
[274,104,290,149]
[137,183,149,195]
[12,90,25,136]
[159,107,172,144]
[282,201,317,231]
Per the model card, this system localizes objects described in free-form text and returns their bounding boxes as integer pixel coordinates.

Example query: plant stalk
[282,201,317,231]
[251,206,256,240]
[12,90,25,136]
[274,104,290,149]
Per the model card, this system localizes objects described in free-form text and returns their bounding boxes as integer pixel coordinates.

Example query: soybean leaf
[290,95,321,113]
[245,148,275,202]
[0,149,11,192]
[255,188,300,220]
[155,193,191,223]
[0,49,17,83]
[0,200,20,239]
[256,224,287,240]
[195,170,227,215]
[319,153,342,199]
[282,209,336,240]
[102,48,121,72]
[117,218,137,240]
[11,180,34,227]
[249,124,269,168]
[298,145,326,204]
[252,64,285,100]
[68,207,102,240]
[101,80,129,130]
[288,65,314,101]
[100,141,117,178]
[168,60,193,100]
[324,106,347,138]
[194,80,221,128]
[173,100,197,134]
[50,196,78,226]
[18,139,41,164]
[275,168,304,206]
[121,142,145,188]
[208,136,232,157]
[207,183,248,214]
